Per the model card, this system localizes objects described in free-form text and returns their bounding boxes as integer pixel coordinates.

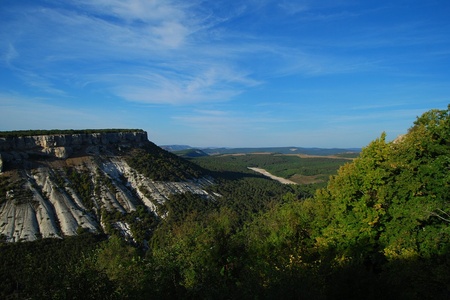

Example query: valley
[190,152,350,188]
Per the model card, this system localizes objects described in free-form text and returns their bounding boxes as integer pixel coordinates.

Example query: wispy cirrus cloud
[278,2,309,15]
[1,43,18,66]
[172,107,289,130]
[1,0,379,106]
[87,64,261,104]
[77,0,187,23]
[1,0,266,104]
[76,0,195,48]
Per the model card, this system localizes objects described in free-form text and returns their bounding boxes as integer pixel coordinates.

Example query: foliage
[126,142,204,181]
[150,209,240,298]
[64,166,96,211]
[173,148,209,158]
[93,235,148,298]
[0,174,33,205]
[235,200,323,299]
[312,105,450,298]
[212,176,302,223]
[125,205,159,244]
[0,234,113,299]
[160,192,217,225]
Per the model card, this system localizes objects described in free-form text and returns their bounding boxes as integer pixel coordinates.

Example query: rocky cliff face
[0,131,214,242]
[0,131,148,159]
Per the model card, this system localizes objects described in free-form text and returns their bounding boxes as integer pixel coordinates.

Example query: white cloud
[194,109,228,116]
[152,21,189,48]
[278,2,309,15]
[78,0,187,23]
[90,64,261,105]
[1,1,266,104]
[172,108,288,131]
[1,43,18,66]
[74,0,196,49]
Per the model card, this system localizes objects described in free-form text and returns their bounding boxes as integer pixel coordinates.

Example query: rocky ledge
[0,131,148,169]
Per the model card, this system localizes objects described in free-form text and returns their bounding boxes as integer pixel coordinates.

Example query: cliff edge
[0,130,148,160]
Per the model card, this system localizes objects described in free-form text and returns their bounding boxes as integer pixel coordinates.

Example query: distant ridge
[173,149,209,158]
[162,145,361,157]
[160,145,192,151]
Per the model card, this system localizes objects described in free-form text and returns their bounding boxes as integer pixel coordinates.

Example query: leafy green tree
[150,208,240,299]
[313,105,450,299]
[236,199,324,299]
[94,235,148,298]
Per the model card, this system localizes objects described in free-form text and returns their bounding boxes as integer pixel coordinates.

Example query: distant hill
[173,148,209,158]
[202,147,361,156]
[160,145,192,151]
[163,145,361,157]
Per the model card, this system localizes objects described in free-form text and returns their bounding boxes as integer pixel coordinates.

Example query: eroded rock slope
[0,130,213,242]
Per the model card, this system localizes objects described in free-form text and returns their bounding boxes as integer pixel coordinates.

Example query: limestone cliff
[0,130,214,242]
[0,131,148,159]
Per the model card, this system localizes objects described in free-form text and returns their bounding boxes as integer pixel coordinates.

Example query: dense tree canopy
[125,143,204,181]
[313,105,450,298]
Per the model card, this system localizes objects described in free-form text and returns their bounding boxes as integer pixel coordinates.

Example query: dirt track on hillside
[248,167,297,185]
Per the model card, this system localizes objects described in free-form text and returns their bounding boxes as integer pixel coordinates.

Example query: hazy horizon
[159,144,362,150]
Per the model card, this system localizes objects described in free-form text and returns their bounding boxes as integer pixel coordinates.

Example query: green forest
[1,106,449,299]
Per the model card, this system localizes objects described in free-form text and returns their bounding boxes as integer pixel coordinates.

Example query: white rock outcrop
[0,131,215,242]
[0,131,148,151]
[0,131,148,163]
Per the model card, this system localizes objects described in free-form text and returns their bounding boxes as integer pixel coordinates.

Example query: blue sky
[1,0,449,148]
